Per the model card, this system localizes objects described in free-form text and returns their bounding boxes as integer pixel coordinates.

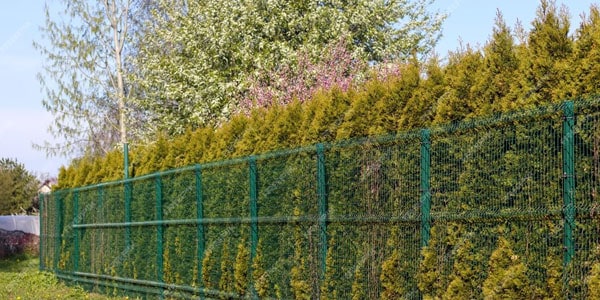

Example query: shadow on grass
[0,254,39,273]
[0,255,133,299]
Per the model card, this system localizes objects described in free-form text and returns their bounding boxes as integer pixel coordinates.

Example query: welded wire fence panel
[162,170,198,291]
[118,177,155,285]
[255,149,319,299]
[56,190,75,273]
[573,102,600,299]
[201,160,249,297]
[426,108,565,299]
[325,135,422,299]
[39,98,600,299]
[78,188,100,275]
[39,194,56,271]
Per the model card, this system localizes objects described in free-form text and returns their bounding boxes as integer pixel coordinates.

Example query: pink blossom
[239,37,404,114]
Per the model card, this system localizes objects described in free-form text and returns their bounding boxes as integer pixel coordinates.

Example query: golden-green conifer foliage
[380,249,405,299]
[482,237,530,299]
[252,239,270,298]
[588,259,600,300]
[233,240,250,296]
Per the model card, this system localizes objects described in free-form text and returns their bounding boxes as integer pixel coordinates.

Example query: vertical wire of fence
[39,98,600,299]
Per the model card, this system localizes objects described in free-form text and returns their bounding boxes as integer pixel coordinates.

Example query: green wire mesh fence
[39,98,600,299]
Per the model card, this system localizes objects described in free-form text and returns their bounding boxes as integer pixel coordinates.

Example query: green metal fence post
[125,183,132,250]
[97,186,104,224]
[124,143,131,249]
[39,193,44,271]
[155,175,164,299]
[249,157,259,259]
[73,190,80,273]
[249,157,259,298]
[317,143,328,282]
[195,164,205,298]
[54,193,63,272]
[124,141,132,256]
[97,186,104,280]
[124,143,129,180]
[563,101,575,287]
[421,129,431,248]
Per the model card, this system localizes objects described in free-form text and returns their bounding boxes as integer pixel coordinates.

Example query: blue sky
[432,1,598,55]
[0,1,597,177]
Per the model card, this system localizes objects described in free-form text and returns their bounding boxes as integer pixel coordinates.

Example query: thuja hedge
[50,63,600,299]
[50,96,600,298]
[57,73,435,189]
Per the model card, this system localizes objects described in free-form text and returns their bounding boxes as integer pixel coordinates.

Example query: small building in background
[38,178,57,194]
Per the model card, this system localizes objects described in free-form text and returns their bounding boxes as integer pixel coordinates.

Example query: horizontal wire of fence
[39,97,600,299]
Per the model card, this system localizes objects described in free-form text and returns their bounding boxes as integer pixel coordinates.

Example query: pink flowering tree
[240,37,367,113]
[239,36,409,114]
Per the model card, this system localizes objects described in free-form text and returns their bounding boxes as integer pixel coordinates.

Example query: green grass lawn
[0,255,129,300]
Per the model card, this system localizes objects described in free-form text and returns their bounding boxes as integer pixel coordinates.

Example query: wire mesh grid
[39,98,600,299]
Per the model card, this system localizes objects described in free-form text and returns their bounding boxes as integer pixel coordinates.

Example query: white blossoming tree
[132,0,445,136]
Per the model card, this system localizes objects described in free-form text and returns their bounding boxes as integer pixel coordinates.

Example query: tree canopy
[55,1,600,188]
[36,0,445,152]
[35,0,136,157]
[0,158,38,215]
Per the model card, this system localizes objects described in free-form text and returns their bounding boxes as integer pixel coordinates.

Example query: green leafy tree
[544,251,563,299]
[418,223,463,299]
[0,158,39,215]
[320,233,339,300]
[336,78,406,139]
[34,0,137,157]
[350,265,367,300]
[290,209,313,300]
[588,262,600,299]
[201,249,215,290]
